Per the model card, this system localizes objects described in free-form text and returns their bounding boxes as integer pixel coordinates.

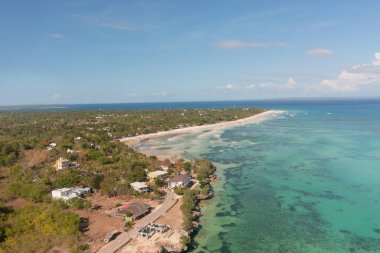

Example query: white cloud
[373,52,380,66]
[214,40,287,49]
[75,14,132,31]
[149,91,167,97]
[51,93,61,100]
[126,92,139,97]
[321,52,380,92]
[97,22,132,31]
[49,33,65,40]
[247,78,297,90]
[217,84,235,90]
[306,48,334,57]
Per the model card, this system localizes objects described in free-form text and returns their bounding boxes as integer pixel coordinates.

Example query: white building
[130,182,149,193]
[51,187,91,201]
[168,175,192,189]
[55,157,71,171]
[148,170,168,181]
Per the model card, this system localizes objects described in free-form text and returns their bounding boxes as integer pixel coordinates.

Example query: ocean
[138,99,380,253]
[5,99,380,252]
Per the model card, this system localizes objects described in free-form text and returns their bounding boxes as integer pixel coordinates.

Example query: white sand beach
[120,110,284,146]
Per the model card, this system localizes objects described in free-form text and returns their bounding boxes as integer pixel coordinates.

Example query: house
[168,175,192,189]
[160,161,171,171]
[116,201,151,220]
[67,148,74,154]
[130,182,149,193]
[47,142,57,150]
[147,170,168,181]
[55,157,71,171]
[51,187,91,201]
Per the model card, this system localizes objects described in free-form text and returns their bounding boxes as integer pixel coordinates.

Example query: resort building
[51,187,91,201]
[147,170,168,181]
[116,201,151,220]
[55,157,71,171]
[168,175,192,189]
[130,182,149,193]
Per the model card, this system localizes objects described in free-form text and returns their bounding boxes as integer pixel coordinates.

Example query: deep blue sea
[3,98,379,112]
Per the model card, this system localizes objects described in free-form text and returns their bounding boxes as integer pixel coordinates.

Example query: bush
[174,186,185,195]
[180,234,191,246]
[154,177,165,187]
[67,198,91,209]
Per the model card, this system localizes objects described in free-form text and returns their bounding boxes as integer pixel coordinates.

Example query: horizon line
[1,96,380,108]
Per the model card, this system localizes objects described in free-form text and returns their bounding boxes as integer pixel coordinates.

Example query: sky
[1,0,380,105]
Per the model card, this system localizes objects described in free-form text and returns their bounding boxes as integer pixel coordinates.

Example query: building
[116,201,151,220]
[51,187,91,201]
[148,170,168,181]
[130,182,149,193]
[168,175,192,189]
[138,223,170,238]
[55,157,71,171]
[160,161,171,171]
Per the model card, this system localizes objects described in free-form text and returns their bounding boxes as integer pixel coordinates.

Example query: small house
[51,187,91,201]
[147,170,168,181]
[55,157,71,171]
[117,201,151,220]
[130,182,149,193]
[168,175,191,189]
[160,161,171,171]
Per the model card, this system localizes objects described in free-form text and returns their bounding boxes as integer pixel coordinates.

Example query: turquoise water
[141,100,380,252]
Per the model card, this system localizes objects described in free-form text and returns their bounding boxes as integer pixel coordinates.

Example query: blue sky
[1,0,380,105]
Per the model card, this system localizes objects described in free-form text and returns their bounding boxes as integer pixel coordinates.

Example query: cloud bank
[321,52,380,92]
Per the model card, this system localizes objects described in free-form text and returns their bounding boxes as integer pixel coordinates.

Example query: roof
[52,187,72,193]
[169,174,191,183]
[148,170,168,178]
[130,182,148,189]
[160,161,172,166]
[118,201,150,218]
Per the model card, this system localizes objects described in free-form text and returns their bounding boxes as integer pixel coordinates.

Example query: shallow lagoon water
[141,100,380,253]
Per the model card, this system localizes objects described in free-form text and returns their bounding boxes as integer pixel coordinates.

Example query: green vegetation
[181,189,198,232]
[0,205,84,253]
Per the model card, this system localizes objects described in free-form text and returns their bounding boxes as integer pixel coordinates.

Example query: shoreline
[120,110,284,146]
[117,110,284,252]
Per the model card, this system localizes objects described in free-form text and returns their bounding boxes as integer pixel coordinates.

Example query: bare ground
[155,197,183,229]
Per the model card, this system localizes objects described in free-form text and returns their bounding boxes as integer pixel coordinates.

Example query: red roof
[160,161,171,166]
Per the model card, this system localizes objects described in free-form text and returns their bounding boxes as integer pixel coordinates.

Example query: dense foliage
[181,189,198,231]
[0,205,84,253]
